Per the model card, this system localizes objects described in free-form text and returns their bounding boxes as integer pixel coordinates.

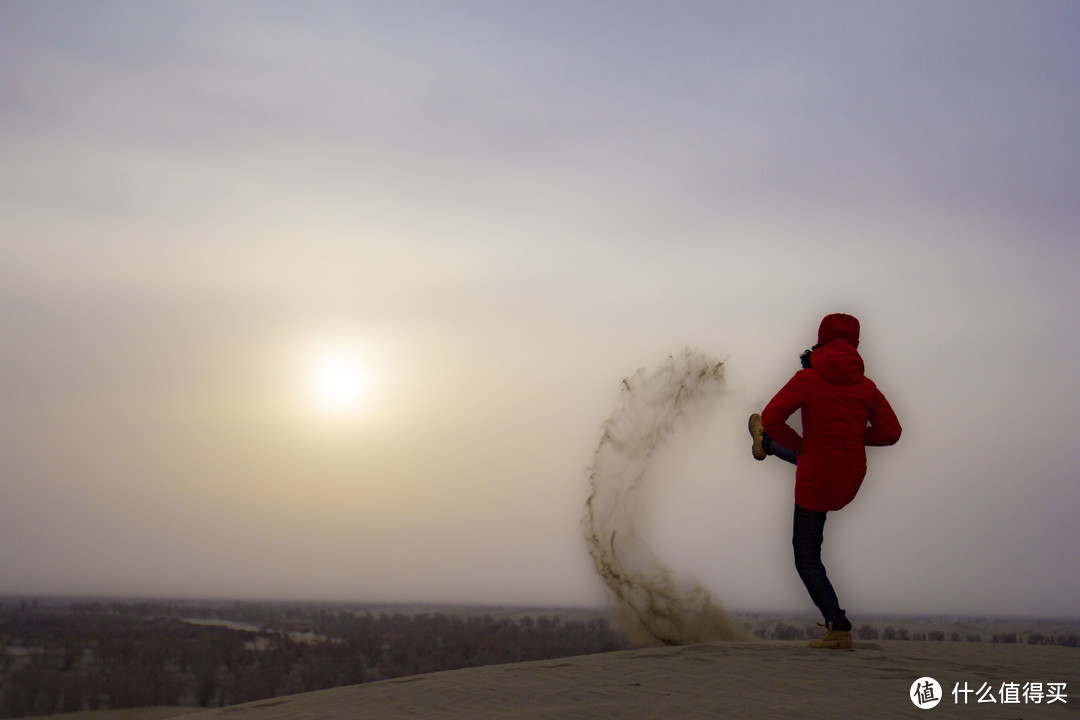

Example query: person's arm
[865,387,901,446]
[762,371,809,454]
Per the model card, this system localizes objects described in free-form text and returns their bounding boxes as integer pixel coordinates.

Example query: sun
[311,351,370,414]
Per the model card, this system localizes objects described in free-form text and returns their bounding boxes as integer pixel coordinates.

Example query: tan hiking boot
[809,622,854,650]
[748,413,766,461]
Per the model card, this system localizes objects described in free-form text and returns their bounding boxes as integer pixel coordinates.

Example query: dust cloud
[583,349,748,645]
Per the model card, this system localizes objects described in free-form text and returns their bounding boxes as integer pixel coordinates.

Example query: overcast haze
[2,1,1079,619]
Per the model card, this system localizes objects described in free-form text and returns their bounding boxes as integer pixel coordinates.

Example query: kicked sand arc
[583,349,746,645]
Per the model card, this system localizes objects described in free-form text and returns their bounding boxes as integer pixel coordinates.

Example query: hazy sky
[2,1,1079,619]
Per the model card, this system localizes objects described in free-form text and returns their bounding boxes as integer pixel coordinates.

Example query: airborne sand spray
[583,349,748,645]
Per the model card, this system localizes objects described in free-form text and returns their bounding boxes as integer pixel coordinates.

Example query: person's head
[818,313,860,348]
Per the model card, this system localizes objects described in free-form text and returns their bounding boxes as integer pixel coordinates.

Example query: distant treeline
[0,599,629,717]
[759,622,1080,646]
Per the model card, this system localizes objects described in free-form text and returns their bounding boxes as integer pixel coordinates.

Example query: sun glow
[310,350,371,414]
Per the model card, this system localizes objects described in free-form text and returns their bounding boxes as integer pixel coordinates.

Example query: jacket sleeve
[865,386,902,446]
[761,371,809,455]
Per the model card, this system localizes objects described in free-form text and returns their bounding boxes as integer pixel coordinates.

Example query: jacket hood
[810,339,865,385]
[818,313,860,349]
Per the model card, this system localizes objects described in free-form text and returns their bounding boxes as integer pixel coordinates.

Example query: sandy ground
[48,640,1079,720]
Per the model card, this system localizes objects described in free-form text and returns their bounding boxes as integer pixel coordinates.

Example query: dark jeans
[793,504,852,631]
[763,434,798,465]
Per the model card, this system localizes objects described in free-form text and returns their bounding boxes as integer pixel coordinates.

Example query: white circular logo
[911,677,942,709]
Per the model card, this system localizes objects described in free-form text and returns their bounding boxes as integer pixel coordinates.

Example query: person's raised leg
[763,435,797,465]
[748,413,797,465]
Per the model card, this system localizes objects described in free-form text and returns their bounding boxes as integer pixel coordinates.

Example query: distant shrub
[856,625,879,640]
[773,623,805,641]
[929,631,945,642]
[882,627,897,640]
[1057,634,1079,648]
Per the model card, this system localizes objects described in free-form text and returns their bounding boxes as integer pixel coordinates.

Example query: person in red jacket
[748,313,901,649]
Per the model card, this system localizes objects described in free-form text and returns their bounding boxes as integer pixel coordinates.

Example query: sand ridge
[138,640,1080,719]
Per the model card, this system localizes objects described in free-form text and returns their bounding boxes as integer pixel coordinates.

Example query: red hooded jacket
[762,314,902,511]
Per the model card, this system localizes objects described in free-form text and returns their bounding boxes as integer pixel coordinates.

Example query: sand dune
[55,640,1076,720]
